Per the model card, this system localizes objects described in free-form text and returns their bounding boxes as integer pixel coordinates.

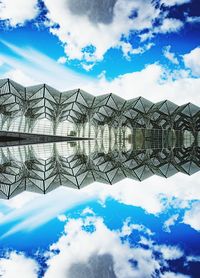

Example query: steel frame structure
[0,141,199,199]
[0,78,200,199]
[0,79,199,139]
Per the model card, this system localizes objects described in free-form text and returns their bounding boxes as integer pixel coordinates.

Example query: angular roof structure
[0,78,200,198]
[0,79,200,135]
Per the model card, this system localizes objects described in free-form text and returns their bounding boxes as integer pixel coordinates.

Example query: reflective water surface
[0,137,200,198]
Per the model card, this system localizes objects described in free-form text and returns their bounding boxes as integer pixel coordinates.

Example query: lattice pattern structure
[0,141,200,199]
[0,79,200,139]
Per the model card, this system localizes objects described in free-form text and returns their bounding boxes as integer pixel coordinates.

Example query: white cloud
[0,214,188,278]
[163,46,179,64]
[40,0,188,65]
[0,0,188,67]
[160,0,191,7]
[139,237,154,247]
[1,192,39,210]
[0,40,93,90]
[120,218,153,237]
[57,56,67,64]
[93,63,200,105]
[158,245,184,260]
[0,185,103,238]
[183,46,200,76]
[183,202,200,231]
[43,0,161,63]
[139,31,154,42]
[44,215,161,278]
[2,68,37,86]
[81,63,95,71]
[57,214,67,222]
[0,251,39,278]
[187,255,200,262]
[120,42,154,59]
[156,18,184,34]
[95,172,200,216]
[187,16,200,23]
[0,0,39,27]
[81,207,95,216]
[0,58,4,67]
[163,214,179,233]
[161,272,191,278]
[1,171,200,238]
[140,18,184,42]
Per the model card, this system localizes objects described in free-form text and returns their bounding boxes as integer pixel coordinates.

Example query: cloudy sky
[0,0,200,277]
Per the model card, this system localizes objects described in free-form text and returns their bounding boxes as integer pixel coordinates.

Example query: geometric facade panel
[0,78,200,199]
[0,78,200,138]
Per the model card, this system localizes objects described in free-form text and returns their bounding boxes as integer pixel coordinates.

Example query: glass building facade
[0,78,200,198]
[0,78,199,140]
[0,141,200,199]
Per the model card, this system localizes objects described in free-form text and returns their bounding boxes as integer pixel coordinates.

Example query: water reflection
[0,133,199,199]
[0,136,200,277]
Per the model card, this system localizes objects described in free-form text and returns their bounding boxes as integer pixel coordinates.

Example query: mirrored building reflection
[0,139,200,199]
[0,78,200,199]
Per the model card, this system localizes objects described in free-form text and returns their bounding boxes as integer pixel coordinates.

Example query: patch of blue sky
[0,197,199,258]
[0,196,200,277]
[0,23,200,82]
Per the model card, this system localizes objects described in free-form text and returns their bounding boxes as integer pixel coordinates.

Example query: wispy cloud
[0,40,93,90]
[0,184,104,238]
[1,40,200,105]
[1,169,200,238]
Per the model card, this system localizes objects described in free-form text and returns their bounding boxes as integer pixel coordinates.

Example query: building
[0,78,200,198]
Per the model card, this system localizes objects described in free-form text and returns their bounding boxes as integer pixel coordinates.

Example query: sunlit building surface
[0,78,200,199]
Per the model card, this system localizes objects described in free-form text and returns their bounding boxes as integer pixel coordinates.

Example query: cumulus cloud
[156,18,184,34]
[57,56,67,64]
[44,216,145,278]
[57,214,67,222]
[81,63,95,72]
[120,218,153,237]
[163,46,179,64]
[120,42,154,59]
[158,245,184,260]
[187,255,200,262]
[183,202,200,231]
[43,215,187,278]
[163,214,179,233]
[96,172,200,216]
[183,46,200,77]
[160,0,191,7]
[0,0,39,27]
[81,207,95,216]
[0,251,39,278]
[0,0,193,67]
[0,214,189,278]
[41,0,186,65]
[43,0,161,62]
[94,63,200,105]
[187,16,200,23]
[161,272,190,278]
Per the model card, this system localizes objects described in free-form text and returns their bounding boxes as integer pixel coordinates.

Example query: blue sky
[0,0,200,90]
[0,0,200,277]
